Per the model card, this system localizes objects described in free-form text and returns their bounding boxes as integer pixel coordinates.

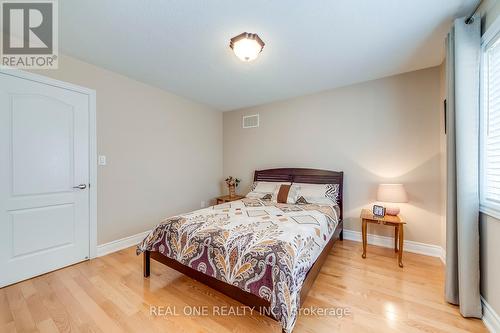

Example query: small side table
[216,195,245,204]
[360,208,406,267]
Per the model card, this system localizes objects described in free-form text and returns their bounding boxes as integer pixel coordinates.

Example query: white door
[0,72,90,287]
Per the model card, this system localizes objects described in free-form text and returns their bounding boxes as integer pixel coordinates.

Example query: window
[481,27,500,219]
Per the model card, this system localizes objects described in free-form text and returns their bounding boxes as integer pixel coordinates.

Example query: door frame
[0,68,98,259]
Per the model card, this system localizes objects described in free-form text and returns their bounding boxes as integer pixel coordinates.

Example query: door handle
[73,184,87,190]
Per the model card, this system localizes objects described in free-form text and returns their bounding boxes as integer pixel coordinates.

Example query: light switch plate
[98,155,106,166]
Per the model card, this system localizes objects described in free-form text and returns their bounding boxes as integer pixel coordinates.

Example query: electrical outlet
[200,201,206,208]
[98,155,106,166]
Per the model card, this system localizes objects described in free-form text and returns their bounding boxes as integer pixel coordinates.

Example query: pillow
[295,196,309,205]
[247,181,291,201]
[295,196,341,210]
[246,191,273,200]
[261,193,273,200]
[275,184,300,204]
[252,181,290,193]
[292,183,340,204]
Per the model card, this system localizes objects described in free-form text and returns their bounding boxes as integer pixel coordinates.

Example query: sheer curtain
[445,15,481,317]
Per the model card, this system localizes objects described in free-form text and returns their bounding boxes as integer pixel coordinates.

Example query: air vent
[242,114,259,128]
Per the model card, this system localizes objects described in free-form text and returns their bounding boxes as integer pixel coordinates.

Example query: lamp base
[385,207,400,216]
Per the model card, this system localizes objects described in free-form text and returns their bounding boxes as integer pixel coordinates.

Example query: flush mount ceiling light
[229,32,265,62]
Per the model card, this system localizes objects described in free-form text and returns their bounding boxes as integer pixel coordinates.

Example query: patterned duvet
[137,198,340,332]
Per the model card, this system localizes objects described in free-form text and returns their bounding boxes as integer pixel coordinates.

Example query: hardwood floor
[1,240,487,333]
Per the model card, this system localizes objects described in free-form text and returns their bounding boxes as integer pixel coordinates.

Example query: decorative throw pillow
[325,184,340,203]
[277,185,291,203]
[246,181,291,202]
[292,183,340,204]
[295,196,309,205]
[275,184,300,203]
[261,193,273,200]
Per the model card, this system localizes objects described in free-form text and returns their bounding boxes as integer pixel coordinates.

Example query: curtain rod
[465,1,482,24]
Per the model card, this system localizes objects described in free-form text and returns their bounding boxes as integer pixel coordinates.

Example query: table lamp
[376,184,408,216]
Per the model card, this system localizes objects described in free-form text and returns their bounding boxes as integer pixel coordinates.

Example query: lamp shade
[376,184,408,203]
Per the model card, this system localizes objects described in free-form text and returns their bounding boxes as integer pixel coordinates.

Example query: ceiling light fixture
[229,32,265,62]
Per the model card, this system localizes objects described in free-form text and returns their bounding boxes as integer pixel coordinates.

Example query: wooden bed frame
[143,168,344,321]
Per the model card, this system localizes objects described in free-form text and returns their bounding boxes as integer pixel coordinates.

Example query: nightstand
[216,195,245,204]
[360,208,406,267]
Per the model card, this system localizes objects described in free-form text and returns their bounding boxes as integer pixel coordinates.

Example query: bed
[137,168,344,332]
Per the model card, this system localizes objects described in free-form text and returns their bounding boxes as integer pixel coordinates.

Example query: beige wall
[478,0,500,318]
[223,67,444,245]
[34,55,223,244]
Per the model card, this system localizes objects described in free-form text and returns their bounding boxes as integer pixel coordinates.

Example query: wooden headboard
[254,168,344,220]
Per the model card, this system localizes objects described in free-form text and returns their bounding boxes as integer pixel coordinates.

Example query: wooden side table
[216,195,245,204]
[360,208,406,267]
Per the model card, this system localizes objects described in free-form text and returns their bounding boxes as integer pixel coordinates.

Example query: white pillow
[253,181,290,193]
[247,181,291,201]
[298,196,336,205]
[246,191,273,200]
[292,183,340,204]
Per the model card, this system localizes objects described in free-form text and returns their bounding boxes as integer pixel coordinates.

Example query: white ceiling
[60,0,479,111]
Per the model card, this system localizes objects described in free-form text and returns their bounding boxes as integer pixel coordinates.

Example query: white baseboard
[482,296,500,333]
[343,229,446,263]
[97,229,447,263]
[97,230,151,257]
